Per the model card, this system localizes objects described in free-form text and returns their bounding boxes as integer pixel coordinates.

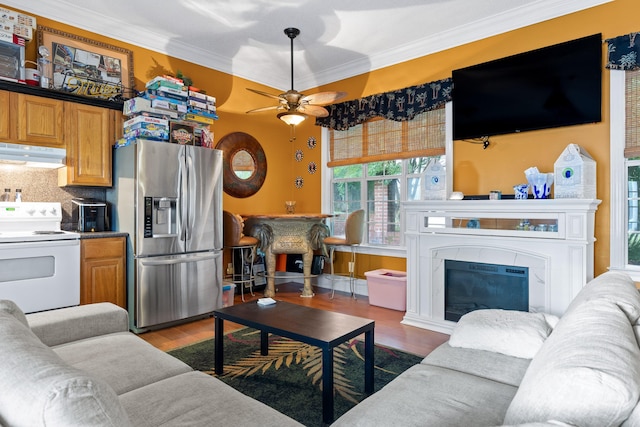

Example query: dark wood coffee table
[214,300,375,424]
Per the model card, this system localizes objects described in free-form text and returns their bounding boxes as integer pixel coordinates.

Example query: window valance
[315,78,452,131]
[606,32,640,70]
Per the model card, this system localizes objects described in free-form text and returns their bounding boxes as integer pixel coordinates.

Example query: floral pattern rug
[169,327,423,426]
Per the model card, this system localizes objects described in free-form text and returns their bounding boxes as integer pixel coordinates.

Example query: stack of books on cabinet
[117,75,217,148]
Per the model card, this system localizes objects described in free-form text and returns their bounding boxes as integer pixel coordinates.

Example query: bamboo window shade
[626,69,640,158]
[327,108,446,167]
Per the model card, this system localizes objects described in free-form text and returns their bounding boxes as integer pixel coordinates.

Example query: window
[325,108,449,248]
[610,69,640,279]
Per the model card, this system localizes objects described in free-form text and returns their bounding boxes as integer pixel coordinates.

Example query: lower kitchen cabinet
[80,237,126,308]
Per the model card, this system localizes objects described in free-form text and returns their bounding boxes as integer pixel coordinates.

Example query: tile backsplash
[0,165,106,230]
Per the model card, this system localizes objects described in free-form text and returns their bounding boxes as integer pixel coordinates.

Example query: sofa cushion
[563,271,640,323]
[332,364,518,427]
[120,371,302,426]
[0,311,131,427]
[448,309,557,359]
[0,299,28,327]
[503,299,640,427]
[53,332,193,395]
[27,302,129,347]
[423,342,530,387]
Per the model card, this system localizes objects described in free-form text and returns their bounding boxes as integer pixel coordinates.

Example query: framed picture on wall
[37,25,135,101]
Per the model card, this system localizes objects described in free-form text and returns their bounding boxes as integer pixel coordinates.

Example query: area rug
[168,328,423,426]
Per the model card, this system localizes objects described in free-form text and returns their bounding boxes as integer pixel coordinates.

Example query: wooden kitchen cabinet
[0,90,65,146]
[0,90,11,141]
[0,85,121,187]
[59,102,114,186]
[80,237,126,308]
[16,93,65,147]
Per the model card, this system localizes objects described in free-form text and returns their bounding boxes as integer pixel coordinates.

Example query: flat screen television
[452,33,602,141]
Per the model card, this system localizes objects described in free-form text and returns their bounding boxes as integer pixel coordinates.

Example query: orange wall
[15,0,640,276]
[308,0,640,276]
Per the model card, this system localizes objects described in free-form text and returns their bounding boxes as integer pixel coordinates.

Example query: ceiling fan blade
[301,91,347,106]
[298,104,329,118]
[246,88,284,101]
[246,105,282,114]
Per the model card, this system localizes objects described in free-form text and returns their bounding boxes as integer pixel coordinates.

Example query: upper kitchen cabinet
[0,90,65,147]
[0,91,10,141]
[16,93,65,147]
[59,103,114,187]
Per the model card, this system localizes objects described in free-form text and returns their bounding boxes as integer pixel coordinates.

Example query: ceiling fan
[246,27,347,128]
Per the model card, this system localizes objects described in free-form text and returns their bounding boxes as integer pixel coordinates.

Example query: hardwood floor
[139,282,450,357]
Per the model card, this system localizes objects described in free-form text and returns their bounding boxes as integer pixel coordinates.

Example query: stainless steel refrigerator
[107,139,223,332]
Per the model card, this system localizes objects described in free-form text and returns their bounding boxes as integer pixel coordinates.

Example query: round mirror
[231,149,255,179]
[216,132,267,198]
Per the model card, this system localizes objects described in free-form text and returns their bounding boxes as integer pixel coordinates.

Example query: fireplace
[444,260,529,322]
[402,199,600,334]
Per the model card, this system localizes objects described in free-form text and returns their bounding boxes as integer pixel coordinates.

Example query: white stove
[0,202,80,313]
[0,202,79,242]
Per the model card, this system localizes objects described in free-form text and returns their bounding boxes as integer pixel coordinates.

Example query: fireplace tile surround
[402,199,600,334]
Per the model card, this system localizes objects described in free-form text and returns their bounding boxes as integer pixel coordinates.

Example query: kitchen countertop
[75,231,128,239]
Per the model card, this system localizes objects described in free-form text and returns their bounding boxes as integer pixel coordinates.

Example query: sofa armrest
[26,303,129,347]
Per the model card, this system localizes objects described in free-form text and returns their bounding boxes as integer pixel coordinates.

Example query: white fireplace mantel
[402,199,601,334]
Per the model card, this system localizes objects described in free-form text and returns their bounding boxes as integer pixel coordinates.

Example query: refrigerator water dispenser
[144,196,177,237]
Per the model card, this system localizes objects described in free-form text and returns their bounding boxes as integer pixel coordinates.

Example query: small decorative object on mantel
[513,184,529,200]
[525,167,554,199]
[554,143,596,199]
[489,190,502,200]
[424,157,446,200]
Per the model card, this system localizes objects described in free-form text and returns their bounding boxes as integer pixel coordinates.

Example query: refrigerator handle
[139,251,221,266]
[181,148,190,242]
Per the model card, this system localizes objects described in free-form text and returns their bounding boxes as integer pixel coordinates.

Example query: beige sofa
[334,271,640,427]
[0,300,301,426]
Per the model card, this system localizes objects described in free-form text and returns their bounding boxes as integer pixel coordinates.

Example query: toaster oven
[0,34,25,83]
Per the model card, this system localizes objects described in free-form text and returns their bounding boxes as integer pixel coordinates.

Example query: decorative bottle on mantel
[424,157,446,200]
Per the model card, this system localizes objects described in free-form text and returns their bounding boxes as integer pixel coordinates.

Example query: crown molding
[8,0,612,91]
[294,0,612,90]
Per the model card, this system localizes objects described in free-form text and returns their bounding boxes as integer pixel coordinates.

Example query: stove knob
[50,207,57,216]
[26,209,36,216]
[40,209,47,216]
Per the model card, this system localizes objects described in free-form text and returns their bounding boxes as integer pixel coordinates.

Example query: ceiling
[10,0,609,92]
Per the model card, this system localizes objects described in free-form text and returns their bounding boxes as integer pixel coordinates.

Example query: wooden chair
[223,211,259,301]
[323,209,365,299]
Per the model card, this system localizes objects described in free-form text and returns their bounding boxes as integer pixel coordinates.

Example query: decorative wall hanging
[295,176,304,188]
[308,162,317,174]
[295,149,304,162]
[37,25,135,100]
[307,136,317,149]
[315,77,452,131]
[606,32,640,70]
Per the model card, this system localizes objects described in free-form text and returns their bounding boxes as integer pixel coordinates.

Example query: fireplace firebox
[444,260,529,322]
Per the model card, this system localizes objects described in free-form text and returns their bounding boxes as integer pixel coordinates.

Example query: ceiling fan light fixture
[278,111,306,126]
[245,27,346,125]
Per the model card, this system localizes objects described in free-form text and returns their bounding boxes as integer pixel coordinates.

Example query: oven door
[0,239,80,313]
